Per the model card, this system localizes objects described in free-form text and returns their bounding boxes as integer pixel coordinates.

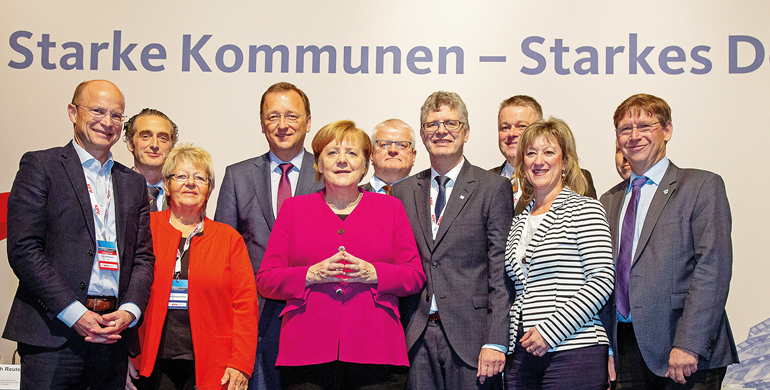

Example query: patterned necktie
[616,176,647,318]
[148,186,161,212]
[382,185,392,195]
[510,174,518,193]
[435,176,450,218]
[276,163,294,215]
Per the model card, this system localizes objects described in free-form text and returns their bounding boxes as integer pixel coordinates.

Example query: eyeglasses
[422,120,463,133]
[263,113,304,124]
[374,140,412,150]
[615,121,661,137]
[167,173,210,185]
[74,104,126,124]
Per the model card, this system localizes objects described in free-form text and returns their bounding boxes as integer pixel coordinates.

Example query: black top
[158,231,203,360]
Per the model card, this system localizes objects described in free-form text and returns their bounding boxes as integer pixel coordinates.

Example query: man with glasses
[599,93,738,389]
[215,81,324,390]
[3,80,155,389]
[123,108,179,212]
[491,95,597,215]
[363,119,417,194]
[391,91,512,389]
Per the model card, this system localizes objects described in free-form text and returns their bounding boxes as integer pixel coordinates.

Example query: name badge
[169,279,189,310]
[96,240,119,271]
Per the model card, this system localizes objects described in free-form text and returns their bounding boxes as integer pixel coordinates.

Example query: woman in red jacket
[257,120,425,390]
[129,144,258,390]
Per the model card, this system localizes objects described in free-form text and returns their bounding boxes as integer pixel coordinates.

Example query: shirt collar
[370,174,408,192]
[502,161,515,178]
[72,139,114,171]
[430,157,464,185]
[630,156,669,187]
[269,149,304,172]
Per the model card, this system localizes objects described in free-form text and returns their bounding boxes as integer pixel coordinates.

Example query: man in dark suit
[599,93,738,389]
[215,82,324,390]
[3,80,155,389]
[490,95,596,215]
[392,91,512,389]
[123,108,179,212]
[362,118,416,194]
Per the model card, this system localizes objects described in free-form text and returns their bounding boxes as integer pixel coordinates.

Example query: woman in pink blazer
[257,120,425,390]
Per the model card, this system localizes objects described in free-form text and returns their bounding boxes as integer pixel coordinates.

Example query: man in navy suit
[215,82,324,390]
[3,80,155,389]
[600,93,739,389]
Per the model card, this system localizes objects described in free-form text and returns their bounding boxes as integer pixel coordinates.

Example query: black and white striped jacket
[505,187,615,352]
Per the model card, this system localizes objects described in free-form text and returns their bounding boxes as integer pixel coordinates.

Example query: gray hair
[419,91,469,131]
[370,119,416,147]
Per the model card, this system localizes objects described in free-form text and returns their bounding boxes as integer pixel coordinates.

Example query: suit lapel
[633,163,678,264]
[252,153,276,229]
[111,166,129,258]
[525,188,570,262]
[62,143,96,247]
[608,181,628,259]
[413,170,435,252]
[296,150,322,196]
[434,161,476,248]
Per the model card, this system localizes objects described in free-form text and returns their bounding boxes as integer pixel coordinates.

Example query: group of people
[3,78,738,390]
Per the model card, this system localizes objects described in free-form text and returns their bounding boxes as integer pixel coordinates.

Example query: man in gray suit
[362,119,416,194]
[391,91,512,389]
[599,93,738,389]
[490,95,596,215]
[215,82,324,390]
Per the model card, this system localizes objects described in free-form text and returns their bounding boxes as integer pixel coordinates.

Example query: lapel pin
[460,195,465,200]
[663,189,669,195]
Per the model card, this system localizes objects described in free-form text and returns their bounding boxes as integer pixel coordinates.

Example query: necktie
[510,174,518,193]
[435,176,450,218]
[616,176,647,318]
[148,186,161,212]
[276,163,294,215]
[382,185,392,195]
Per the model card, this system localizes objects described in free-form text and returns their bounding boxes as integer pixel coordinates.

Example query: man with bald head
[491,95,597,214]
[3,80,155,389]
[362,119,417,194]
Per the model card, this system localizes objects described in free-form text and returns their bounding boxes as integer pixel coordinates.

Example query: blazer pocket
[473,295,489,309]
[670,293,687,310]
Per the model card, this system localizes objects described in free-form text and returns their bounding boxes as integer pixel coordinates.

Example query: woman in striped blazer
[503,118,615,390]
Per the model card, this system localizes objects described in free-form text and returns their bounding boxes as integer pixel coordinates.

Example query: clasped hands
[306,250,377,286]
[73,309,134,344]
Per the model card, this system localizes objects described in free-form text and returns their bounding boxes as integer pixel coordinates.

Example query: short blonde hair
[162,143,216,211]
[311,120,372,182]
[515,117,588,206]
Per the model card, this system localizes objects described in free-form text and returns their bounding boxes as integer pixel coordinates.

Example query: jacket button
[432,262,438,268]
[336,288,343,295]
[88,249,95,256]
[338,246,345,252]
[338,229,344,235]
[79,282,87,290]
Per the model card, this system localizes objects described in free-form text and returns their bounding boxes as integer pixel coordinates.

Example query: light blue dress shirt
[57,140,141,327]
[616,156,669,323]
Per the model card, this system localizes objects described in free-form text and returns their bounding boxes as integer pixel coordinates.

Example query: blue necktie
[435,176,450,218]
[616,176,647,318]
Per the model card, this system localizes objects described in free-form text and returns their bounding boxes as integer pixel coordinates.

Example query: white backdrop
[1,0,768,384]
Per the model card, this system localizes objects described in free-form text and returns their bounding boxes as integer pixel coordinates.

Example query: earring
[562,170,566,178]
